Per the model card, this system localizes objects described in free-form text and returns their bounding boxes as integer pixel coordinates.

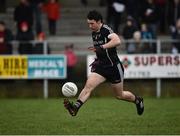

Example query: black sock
[74,99,83,110]
[134,95,140,104]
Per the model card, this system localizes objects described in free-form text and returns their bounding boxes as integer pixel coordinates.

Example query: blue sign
[28,55,66,79]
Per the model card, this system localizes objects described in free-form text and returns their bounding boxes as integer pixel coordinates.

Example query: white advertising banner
[87,54,180,79]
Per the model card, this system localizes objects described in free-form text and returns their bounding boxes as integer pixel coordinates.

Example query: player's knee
[115,92,124,100]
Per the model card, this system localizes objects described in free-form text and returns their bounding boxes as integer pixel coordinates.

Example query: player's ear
[97,20,101,24]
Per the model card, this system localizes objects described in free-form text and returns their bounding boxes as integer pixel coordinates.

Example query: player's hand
[88,45,104,53]
[88,46,96,52]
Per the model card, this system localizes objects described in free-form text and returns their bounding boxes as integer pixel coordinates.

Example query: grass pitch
[0,98,180,135]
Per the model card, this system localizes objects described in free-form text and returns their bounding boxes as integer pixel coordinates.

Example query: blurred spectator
[141,0,159,39]
[140,23,153,53]
[16,22,34,54]
[122,17,139,39]
[106,0,114,25]
[171,18,180,53]
[106,0,125,34]
[42,0,61,35]
[14,0,34,32]
[168,0,180,32]
[154,0,167,34]
[125,31,142,54]
[132,31,142,53]
[0,21,14,54]
[33,32,50,54]
[80,0,88,7]
[122,16,138,53]
[29,0,45,34]
[141,23,153,39]
[125,0,141,26]
[64,44,78,82]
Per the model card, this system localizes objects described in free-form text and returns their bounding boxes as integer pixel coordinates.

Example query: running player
[64,10,144,116]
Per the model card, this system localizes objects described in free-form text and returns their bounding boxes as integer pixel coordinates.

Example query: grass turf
[0,98,180,135]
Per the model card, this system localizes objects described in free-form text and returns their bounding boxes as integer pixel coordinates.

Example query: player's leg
[111,82,135,102]
[78,72,106,102]
[111,82,144,115]
[64,72,106,116]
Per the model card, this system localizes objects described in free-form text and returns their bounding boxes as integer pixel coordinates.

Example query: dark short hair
[87,10,103,22]
[0,21,5,26]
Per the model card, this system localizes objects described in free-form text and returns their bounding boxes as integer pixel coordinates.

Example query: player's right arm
[88,33,121,52]
[102,33,121,49]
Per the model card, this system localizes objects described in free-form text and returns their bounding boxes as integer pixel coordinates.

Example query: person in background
[141,0,159,53]
[64,44,78,82]
[0,21,14,54]
[171,18,180,54]
[141,23,153,39]
[122,16,139,54]
[42,0,61,35]
[29,0,45,34]
[127,31,142,54]
[125,0,141,26]
[168,0,180,33]
[141,0,159,39]
[33,32,50,54]
[106,0,114,27]
[154,0,167,34]
[16,21,34,54]
[140,23,153,53]
[106,0,126,34]
[14,0,34,32]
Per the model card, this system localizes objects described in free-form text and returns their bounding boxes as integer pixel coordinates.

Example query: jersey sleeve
[102,25,114,39]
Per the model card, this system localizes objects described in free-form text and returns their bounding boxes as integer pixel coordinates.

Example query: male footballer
[64,10,144,116]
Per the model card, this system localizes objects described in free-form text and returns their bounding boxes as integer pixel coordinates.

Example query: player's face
[87,19,101,32]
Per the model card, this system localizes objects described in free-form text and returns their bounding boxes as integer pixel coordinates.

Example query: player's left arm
[102,33,121,49]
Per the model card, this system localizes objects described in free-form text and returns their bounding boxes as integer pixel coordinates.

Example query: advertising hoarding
[87,54,180,79]
[0,55,66,79]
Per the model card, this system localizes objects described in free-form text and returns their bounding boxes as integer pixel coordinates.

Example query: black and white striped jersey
[92,24,120,67]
